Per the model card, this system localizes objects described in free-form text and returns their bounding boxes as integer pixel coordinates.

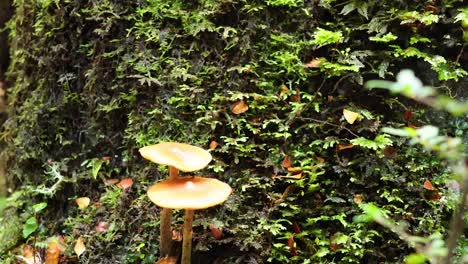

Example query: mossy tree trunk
[0,0,12,197]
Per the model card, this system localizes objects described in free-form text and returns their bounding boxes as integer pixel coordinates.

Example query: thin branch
[301,117,360,137]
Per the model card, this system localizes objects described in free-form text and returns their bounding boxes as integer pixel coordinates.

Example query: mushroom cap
[147,177,232,210]
[139,142,212,172]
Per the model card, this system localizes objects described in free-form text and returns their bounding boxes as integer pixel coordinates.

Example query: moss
[1,0,466,263]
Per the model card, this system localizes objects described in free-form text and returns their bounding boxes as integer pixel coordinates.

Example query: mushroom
[147,176,232,264]
[139,142,212,257]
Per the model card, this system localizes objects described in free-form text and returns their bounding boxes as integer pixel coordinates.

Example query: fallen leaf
[330,241,339,251]
[209,141,219,150]
[103,178,119,186]
[231,101,248,115]
[74,237,86,258]
[76,197,90,209]
[117,178,133,190]
[287,167,303,174]
[280,84,289,96]
[20,245,41,264]
[272,172,303,180]
[423,179,436,190]
[383,146,396,158]
[292,222,301,234]
[45,240,61,264]
[353,194,363,204]
[282,156,292,168]
[403,110,414,121]
[210,224,223,240]
[156,256,178,264]
[95,221,109,232]
[343,109,360,124]
[290,89,301,102]
[288,234,298,256]
[337,144,354,151]
[304,58,323,68]
[315,156,325,164]
[425,191,441,201]
[172,229,182,241]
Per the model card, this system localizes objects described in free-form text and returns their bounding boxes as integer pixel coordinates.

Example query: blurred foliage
[0,0,467,263]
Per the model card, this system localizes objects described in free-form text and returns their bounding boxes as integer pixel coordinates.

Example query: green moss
[1,0,467,262]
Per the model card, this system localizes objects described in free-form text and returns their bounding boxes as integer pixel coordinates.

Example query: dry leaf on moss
[282,156,292,168]
[74,237,86,258]
[231,101,248,115]
[76,197,90,209]
[343,109,360,124]
[117,178,133,190]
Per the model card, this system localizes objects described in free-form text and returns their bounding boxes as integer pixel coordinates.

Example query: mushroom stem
[160,166,178,257]
[181,209,194,264]
[169,166,179,179]
[159,208,173,257]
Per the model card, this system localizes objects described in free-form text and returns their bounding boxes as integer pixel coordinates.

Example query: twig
[301,117,360,137]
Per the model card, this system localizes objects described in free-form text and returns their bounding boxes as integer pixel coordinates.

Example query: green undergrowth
[0,0,467,263]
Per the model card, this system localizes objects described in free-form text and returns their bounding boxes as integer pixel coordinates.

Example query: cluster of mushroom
[139,142,232,264]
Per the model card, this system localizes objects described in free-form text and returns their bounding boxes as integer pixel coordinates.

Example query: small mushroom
[139,142,212,257]
[148,176,232,264]
[139,142,212,177]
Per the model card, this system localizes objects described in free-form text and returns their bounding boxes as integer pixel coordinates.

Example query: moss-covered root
[182,209,194,264]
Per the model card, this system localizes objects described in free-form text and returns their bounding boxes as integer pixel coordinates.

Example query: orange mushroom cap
[139,142,212,172]
[147,177,232,210]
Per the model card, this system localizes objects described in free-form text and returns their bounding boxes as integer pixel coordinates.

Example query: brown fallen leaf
[209,140,219,150]
[210,224,223,240]
[101,156,112,161]
[337,144,354,151]
[288,234,298,256]
[76,197,90,209]
[290,89,301,103]
[287,167,303,174]
[20,245,41,264]
[292,222,301,234]
[117,178,133,190]
[45,239,61,264]
[74,237,86,258]
[103,178,119,186]
[155,256,178,264]
[423,179,436,190]
[304,58,324,68]
[231,101,249,115]
[282,156,292,168]
[315,156,325,164]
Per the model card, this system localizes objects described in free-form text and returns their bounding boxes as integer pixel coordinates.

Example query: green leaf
[82,158,106,179]
[32,202,47,213]
[340,3,356,16]
[405,253,427,264]
[314,247,330,257]
[312,28,343,47]
[351,134,392,150]
[23,217,38,238]
[369,33,397,43]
